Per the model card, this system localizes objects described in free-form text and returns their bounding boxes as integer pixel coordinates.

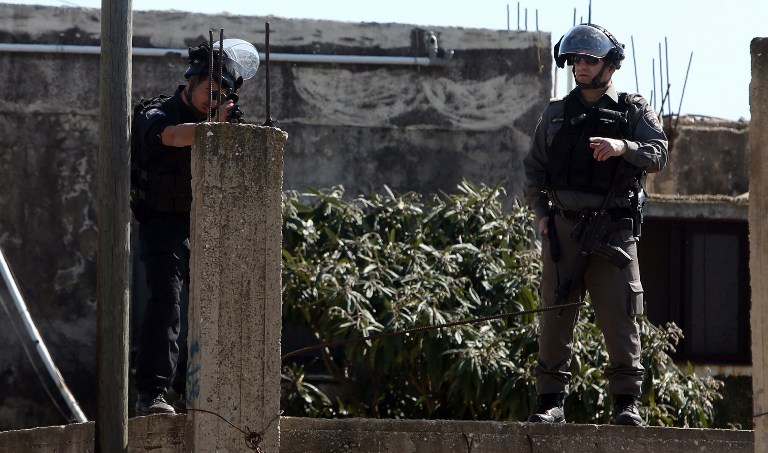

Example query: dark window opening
[638,217,750,364]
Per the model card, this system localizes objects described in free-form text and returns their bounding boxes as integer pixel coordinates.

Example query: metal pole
[658,42,664,116]
[665,37,672,125]
[553,64,558,98]
[0,248,87,423]
[651,58,657,110]
[208,30,214,122]
[0,43,450,66]
[263,22,275,127]
[674,52,694,131]
[218,28,224,122]
[96,0,131,450]
[631,35,639,93]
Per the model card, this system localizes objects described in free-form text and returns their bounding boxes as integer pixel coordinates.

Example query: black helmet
[184,41,244,91]
[553,24,625,69]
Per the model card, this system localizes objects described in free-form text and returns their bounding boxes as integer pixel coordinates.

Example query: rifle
[210,90,245,123]
[553,162,636,316]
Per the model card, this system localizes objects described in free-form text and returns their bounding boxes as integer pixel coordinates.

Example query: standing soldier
[130,39,255,415]
[523,23,668,425]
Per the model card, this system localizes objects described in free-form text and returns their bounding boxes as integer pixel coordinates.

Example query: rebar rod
[208,30,214,122]
[218,28,224,121]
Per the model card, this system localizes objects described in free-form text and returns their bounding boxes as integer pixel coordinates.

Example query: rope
[281,301,585,361]
[181,302,585,451]
[183,408,282,452]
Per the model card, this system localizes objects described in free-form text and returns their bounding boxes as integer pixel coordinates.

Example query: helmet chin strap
[571,63,611,89]
[183,78,209,120]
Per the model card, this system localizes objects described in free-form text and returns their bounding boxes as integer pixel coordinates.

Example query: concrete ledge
[281,417,753,453]
[0,414,185,453]
[645,193,748,220]
[0,415,752,452]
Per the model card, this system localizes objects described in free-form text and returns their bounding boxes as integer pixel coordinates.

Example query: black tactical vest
[130,94,193,222]
[545,93,632,194]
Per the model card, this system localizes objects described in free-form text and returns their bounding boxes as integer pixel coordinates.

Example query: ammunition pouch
[130,166,191,223]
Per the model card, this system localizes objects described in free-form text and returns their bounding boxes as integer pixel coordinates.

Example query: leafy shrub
[280,181,722,426]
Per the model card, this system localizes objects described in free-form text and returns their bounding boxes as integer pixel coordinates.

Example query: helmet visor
[213,39,260,81]
[558,24,615,59]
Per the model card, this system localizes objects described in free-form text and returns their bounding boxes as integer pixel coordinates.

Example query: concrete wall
[648,116,750,196]
[0,4,549,429]
[0,415,754,453]
[0,2,754,432]
[749,36,768,453]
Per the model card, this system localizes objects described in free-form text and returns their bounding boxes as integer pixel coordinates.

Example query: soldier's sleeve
[622,95,668,174]
[135,104,175,154]
[523,106,552,220]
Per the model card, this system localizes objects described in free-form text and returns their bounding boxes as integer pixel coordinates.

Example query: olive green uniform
[523,84,668,396]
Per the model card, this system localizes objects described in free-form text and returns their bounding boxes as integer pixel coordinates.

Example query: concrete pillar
[751,37,768,450]
[185,123,287,452]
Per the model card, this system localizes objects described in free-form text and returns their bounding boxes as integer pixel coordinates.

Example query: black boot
[610,394,642,426]
[528,392,566,423]
[135,391,175,416]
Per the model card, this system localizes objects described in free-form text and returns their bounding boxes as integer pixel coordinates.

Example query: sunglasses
[569,55,601,66]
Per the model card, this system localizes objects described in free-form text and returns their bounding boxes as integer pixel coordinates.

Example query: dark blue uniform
[132,86,201,397]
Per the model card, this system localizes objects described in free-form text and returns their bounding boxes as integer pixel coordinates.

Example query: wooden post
[186,123,286,452]
[750,37,768,451]
[96,0,132,451]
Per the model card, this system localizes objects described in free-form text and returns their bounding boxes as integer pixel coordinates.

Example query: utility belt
[553,206,634,232]
[131,170,191,222]
[547,206,638,263]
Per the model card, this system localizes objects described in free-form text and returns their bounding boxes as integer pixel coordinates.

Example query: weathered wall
[186,124,286,451]
[0,4,549,428]
[0,415,754,453]
[749,36,768,453]
[648,116,750,196]
[0,3,754,431]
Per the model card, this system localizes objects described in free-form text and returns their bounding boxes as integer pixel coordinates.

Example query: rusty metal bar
[218,28,224,122]
[208,30,214,122]
[263,22,275,127]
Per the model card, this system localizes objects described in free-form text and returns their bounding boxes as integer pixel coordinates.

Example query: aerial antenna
[588,0,592,23]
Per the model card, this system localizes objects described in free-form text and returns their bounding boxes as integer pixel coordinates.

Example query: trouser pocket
[628,279,644,316]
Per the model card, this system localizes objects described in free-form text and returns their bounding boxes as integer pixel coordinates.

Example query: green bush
[280,181,722,426]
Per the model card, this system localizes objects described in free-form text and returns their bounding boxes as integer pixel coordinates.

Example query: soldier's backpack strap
[130,95,170,222]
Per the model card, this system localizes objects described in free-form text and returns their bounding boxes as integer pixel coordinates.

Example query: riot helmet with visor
[555,24,624,67]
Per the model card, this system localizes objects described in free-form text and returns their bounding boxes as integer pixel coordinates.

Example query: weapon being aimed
[208,36,260,123]
[553,162,636,315]
[211,90,244,123]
